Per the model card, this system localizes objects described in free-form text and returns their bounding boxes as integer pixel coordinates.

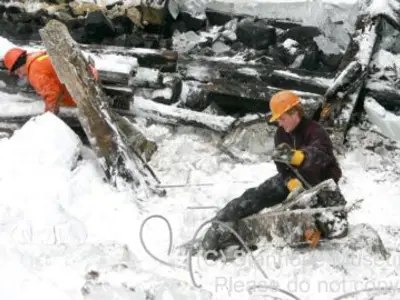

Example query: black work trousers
[215,173,289,222]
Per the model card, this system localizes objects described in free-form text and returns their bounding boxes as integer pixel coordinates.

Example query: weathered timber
[0,67,133,110]
[131,97,237,133]
[205,78,324,115]
[204,179,348,251]
[3,39,178,72]
[129,67,163,88]
[98,69,134,86]
[365,80,400,111]
[319,14,383,146]
[177,56,334,94]
[0,112,82,129]
[79,44,178,72]
[39,19,164,198]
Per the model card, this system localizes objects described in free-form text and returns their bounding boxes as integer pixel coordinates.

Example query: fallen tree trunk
[205,79,324,115]
[365,80,400,111]
[204,179,349,252]
[177,56,335,94]
[319,13,383,146]
[39,19,164,198]
[131,97,237,133]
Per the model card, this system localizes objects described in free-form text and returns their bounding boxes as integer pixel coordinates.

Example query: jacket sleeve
[298,125,335,174]
[30,73,63,113]
[273,131,293,185]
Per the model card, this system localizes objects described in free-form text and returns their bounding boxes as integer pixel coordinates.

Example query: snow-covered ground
[2,0,400,299]
[0,101,400,300]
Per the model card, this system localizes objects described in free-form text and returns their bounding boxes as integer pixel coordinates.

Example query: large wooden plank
[39,19,164,199]
[178,56,335,94]
[319,14,383,147]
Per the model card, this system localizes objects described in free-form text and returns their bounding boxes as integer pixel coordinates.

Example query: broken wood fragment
[205,78,324,115]
[365,80,400,111]
[207,179,348,251]
[39,19,164,198]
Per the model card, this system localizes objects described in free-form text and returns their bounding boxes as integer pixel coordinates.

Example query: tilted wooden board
[39,19,165,199]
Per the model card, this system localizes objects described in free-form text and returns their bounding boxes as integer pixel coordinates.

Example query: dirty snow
[0,101,400,300]
[2,1,400,299]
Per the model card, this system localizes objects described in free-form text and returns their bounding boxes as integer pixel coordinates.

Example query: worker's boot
[201,220,238,259]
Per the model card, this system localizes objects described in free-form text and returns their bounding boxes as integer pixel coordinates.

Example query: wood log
[39,19,164,198]
[98,69,134,86]
[131,97,237,133]
[319,14,383,147]
[205,179,349,252]
[365,80,400,111]
[0,67,134,110]
[79,44,178,72]
[205,78,324,115]
[129,67,163,88]
[4,39,178,72]
[177,56,335,95]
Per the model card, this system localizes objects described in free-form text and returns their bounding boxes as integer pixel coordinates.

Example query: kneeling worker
[203,90,342,251]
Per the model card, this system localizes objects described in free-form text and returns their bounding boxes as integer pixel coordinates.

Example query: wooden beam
[319,14,383,147]
[39,19,164,199]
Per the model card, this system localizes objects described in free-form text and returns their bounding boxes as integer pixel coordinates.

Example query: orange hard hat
[269,90,300,122]
[3,48,27,73]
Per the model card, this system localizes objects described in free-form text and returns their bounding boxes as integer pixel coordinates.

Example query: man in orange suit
[3,47,98,114]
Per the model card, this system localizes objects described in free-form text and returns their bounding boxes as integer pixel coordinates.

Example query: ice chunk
[212,41,230,53]
[364,97,400,142]
[314,35,342,54]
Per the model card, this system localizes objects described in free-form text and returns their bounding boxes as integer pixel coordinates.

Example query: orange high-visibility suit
[26,51,76,112]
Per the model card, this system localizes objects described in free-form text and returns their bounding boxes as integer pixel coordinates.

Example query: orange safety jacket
[26,51,76,112]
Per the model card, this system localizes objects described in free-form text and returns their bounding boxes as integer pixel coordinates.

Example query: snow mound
[0,112,81,171]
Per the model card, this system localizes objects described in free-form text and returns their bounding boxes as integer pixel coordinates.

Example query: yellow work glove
[284,178,305,203]
[272,143,305,166]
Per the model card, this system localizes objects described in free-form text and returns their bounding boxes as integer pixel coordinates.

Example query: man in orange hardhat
[3,47,99,114]
[202,90,342,253]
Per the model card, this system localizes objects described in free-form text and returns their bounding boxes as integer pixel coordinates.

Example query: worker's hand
[283,178,305,203]
[272,143,305,166]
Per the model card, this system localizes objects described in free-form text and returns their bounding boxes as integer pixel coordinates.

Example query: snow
[365,0,400,25]
[273,70,333,87]
[88,53,138,74]
[364,97,400,143]
[2,1,400,299]
[172,31,208,53]
[0,94,400,299]
[282,38,299,55]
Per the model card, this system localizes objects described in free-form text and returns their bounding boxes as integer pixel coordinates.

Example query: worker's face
[14,66,27,78]
[277,112,300,133]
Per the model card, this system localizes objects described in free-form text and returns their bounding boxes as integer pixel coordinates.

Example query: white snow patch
[364,97,400,143]
[365,0,400,23]
[172,31,207,53]
[282,38,299,55]
[85,53,138,74]
[314,35,342,54]
[152,87,173,100]
[237,67,260,77]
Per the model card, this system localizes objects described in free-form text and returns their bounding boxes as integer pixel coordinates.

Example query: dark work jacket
[274,117,342,187]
